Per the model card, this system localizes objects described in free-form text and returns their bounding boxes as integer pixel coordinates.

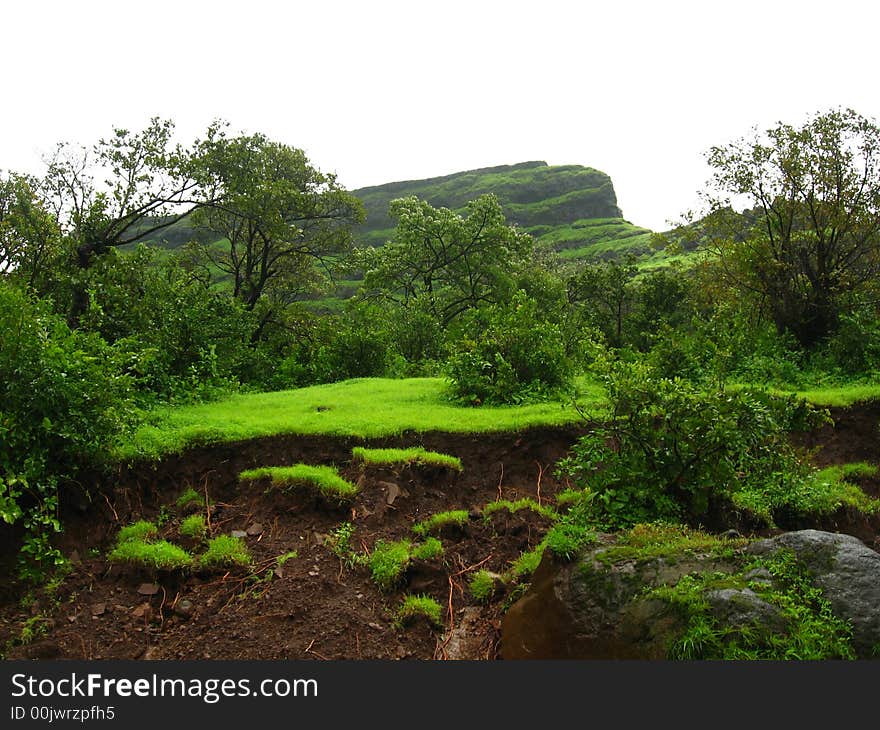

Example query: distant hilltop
[352,161,654,262]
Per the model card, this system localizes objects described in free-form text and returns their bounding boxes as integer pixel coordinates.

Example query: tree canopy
[697,107,880,347]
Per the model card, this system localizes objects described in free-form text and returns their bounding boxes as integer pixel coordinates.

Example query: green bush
[0,281,134,578]
[445,292,573,405]
[558,359,826,529]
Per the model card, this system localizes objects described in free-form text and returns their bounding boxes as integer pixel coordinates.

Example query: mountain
[351,161,655,262]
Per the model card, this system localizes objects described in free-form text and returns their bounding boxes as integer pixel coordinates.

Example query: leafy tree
[696,108,880,347]
[193,132,364,312]
[37,117,219,324]
[566,256,637,347]
[359,194,534,326]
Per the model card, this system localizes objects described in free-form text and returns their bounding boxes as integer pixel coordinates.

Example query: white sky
[2,0,879,231]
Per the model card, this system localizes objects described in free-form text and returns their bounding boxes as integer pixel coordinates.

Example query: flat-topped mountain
[352,161,654,261]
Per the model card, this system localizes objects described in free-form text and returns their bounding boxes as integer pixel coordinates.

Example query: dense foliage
[2,107,880,580]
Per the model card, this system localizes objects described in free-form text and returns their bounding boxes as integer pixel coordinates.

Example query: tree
[0,172,61,290]
[38,117,218,324]
[566,256,638,348]
[193,132,364,313]
[359,194,533,326]
[697,108,880,347]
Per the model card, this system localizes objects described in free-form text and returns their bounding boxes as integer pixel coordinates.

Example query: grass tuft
[239,464,358,503]
[115,521,158,545]
[176,487,203,512]
[411,537,444,560]
[412,510,470,536]
[396,595,444,627]
[368,539,412,591]
[108,539,193,571]
[469,570,500,603]
[483,498,559,521]
[200,535,252,569]
[179,514,207,541]
[352,446,462,471]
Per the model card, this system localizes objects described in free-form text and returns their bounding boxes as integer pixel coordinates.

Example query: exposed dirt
[0,426,585,661]
[2,402,879,661]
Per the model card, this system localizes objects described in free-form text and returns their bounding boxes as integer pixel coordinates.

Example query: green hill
[352,161,656,262]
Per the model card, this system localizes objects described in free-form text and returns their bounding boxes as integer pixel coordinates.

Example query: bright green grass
[119,377,604,460]
[368,539,412,591]
[352,446,462,471]
[482,498,559,522]
[239,464,358,502]
[115,521,158,545]
[179,514,207,541]
[396,595,444,627]
[199,535,252,569]
[412,510,470,537]
[108,539,193,570]
[411,537,444,560]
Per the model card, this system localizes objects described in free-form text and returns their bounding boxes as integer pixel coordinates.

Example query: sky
[2,0,879,231]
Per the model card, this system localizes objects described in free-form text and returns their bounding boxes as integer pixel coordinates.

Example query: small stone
[91,602,106,616]
[67,615,77,623]
[137,583,160,596]
[368,622,383,631]
[246,522,263,536]
[231,530,248,539]
[275,567,284,579]
[173,599,194,619]
[723,529,742,539]
[308,570,319,577]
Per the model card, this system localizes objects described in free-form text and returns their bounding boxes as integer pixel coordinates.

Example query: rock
[231,530,248,539]
[368,622,383,631]
[246,522,263,536]
[90,602,106,617]
[747,529,880,657]
[442,607,492,660]
[173,599,194,619]
[385,483,400,505]
[137,583,160,596]
[502,529,880,660]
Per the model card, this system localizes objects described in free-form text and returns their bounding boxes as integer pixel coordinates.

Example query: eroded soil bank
[1,403,878,660]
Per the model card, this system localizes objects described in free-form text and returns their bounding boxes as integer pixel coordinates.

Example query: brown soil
[2,402,878,661]
[0,426,585,661]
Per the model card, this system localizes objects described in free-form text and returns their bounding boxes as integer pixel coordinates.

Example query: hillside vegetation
[352,161,656,261]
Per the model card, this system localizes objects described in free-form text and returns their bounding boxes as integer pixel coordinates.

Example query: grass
[176,487,203,512]
[396,595,444,628]
[239,464,358,503]
[596,523,744,566]
[108,539,193,571]
[352,446,462,471]
[510,544,546,579]
[118,377,605,460]
[199,535,252,569]
[482,498,559,522]
[179,514,207,541]
[115,521,158,545]
[276,550,298,567]
[411,536,444,560]
[469,570,499,603]
[730,463,880,526]
[412,510,470,536]
[368,539,412,591]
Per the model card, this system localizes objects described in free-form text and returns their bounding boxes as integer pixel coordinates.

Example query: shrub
[558,359,827,529]
[445,292,573,405]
